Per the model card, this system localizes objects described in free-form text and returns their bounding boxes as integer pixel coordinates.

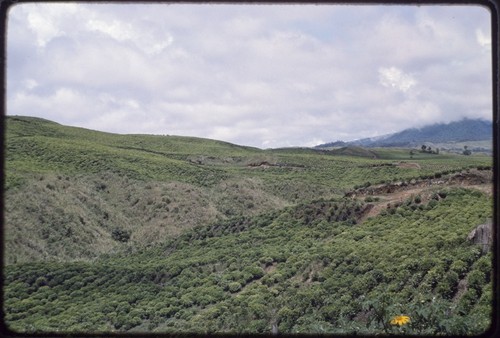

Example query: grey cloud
[6,3,492,148]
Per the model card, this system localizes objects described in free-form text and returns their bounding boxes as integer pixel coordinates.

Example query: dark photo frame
[1,1,498,337]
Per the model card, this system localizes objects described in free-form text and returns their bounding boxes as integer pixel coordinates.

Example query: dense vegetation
[3,116,494,335]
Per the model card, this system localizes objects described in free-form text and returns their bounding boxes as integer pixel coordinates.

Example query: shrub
[436,271,459,299]
[449,260,468,278]
[473,256,492,283]
[228,282,242,293]
[457,289,479,315]
[467,270,486,294]
[427,199,438,209]
[438,191,447,199]
[111,228,131,242]
[259,256,273,266]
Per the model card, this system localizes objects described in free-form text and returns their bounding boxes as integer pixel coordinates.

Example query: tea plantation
[2,116,495,335]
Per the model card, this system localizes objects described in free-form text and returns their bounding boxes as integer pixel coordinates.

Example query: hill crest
[316,118,492,149]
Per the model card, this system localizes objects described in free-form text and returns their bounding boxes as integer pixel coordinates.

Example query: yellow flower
[390,315,411,326]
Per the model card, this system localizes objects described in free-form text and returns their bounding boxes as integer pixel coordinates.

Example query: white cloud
[6,3,492,148]
[378,67,417,93]
[86,19,134,41]
[9,87,90,124]
[86,18,173,55]
[27,11,61,46]
[23,79,38,90]
[15,3,80,47]
[476,28,491,50]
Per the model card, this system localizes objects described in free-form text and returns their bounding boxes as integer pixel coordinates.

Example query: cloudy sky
[7,3,492,148]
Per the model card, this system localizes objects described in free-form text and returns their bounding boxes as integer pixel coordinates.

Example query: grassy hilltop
[3,116,494,335]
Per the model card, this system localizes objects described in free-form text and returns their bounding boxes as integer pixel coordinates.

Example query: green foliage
[3,116,493,335]
[6,116,486,264]
[4,187,493,335]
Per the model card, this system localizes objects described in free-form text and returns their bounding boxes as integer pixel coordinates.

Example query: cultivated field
[3,116,494,335]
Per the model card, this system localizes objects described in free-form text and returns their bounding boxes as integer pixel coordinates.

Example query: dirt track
[352,170,493,223]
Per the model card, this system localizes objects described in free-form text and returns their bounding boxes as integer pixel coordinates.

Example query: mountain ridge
[316,118,492,149]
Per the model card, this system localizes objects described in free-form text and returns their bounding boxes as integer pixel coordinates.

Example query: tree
[463,145,472,156]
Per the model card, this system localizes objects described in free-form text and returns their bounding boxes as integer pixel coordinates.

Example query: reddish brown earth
[350,170,493,223]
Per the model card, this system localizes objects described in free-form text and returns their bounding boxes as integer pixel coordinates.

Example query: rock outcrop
[467,221,493,253]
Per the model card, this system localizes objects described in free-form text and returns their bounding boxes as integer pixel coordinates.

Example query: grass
[6,116,490,187]
[3,115,494,335]
[4,116,492,264]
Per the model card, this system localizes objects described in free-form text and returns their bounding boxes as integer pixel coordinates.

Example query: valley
[2,116,494,335]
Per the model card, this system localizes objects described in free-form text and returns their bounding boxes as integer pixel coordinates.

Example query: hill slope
[4,116,283,263]
[329,146,379,158]
[4,116,492,264]
[4,188,493,335]
[317,118,492,149]
[2,115,494,335]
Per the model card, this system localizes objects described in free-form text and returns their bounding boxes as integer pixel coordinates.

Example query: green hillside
[2,116,494,335]
[329,146,379,158]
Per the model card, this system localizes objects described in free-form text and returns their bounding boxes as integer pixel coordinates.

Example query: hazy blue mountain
[316,118,492,148]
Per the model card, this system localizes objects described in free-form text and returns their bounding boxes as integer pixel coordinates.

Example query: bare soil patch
[396,162,421,169]
[353,170,492,222]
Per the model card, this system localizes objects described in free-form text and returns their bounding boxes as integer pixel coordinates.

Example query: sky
[6,3,492,148]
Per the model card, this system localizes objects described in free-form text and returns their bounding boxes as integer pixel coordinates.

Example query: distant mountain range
[316,118,493,149]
